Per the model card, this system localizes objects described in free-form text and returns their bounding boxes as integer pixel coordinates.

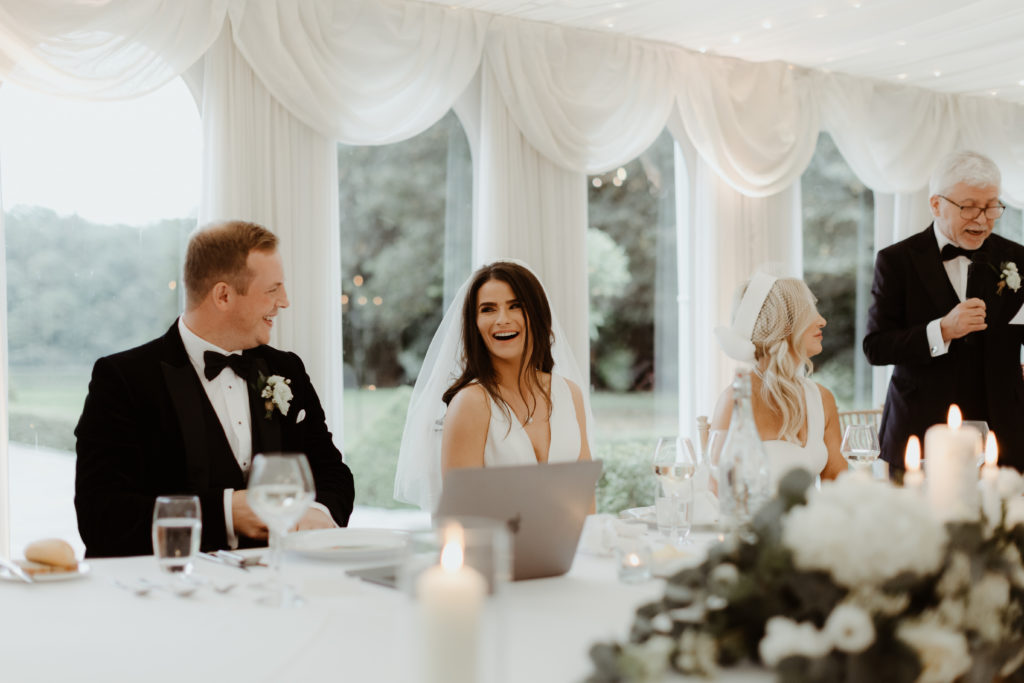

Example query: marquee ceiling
[418,0,1024,104]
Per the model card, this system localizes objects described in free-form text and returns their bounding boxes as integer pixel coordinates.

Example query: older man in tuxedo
[75,220,354,557]
[864,151,1024,472]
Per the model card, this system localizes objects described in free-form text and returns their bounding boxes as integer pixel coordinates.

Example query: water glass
[247,452,316,607]
[152,495,202,575]
[840,424,881,473]
[652,436,697,545]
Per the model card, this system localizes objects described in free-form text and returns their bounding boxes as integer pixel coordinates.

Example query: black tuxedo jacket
[864,226,1024,471]
[74,321,355,558]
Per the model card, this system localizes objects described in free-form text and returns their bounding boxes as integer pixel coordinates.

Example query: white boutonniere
[257,372,292,419]
[997,261,1021,295]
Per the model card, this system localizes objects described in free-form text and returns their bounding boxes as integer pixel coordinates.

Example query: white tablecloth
[0,533,717,683]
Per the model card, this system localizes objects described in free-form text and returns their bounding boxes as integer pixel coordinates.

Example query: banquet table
[0,529,728,683]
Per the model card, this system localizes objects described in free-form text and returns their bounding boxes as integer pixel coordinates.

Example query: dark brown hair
[183,220,278,308]
[442,262,555,423]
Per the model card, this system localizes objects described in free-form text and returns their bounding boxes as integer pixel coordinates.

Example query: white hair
[929,150,1001,197]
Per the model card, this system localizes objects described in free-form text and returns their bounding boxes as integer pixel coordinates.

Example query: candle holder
[615,537,653,584]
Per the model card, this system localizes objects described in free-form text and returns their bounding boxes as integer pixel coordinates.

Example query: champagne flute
[152,495,202,578]
[247,452,316,607]
[840,424,881,474]
[652,437,697,546]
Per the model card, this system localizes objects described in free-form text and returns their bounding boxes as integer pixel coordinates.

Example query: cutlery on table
[0,557,34,584]
[216,550,266,569]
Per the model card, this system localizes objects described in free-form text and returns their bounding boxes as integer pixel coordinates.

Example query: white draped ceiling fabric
[4,0,1024,551]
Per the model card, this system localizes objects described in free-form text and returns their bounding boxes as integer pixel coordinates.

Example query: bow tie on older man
[941,243,989,263]
[203,350,253,381]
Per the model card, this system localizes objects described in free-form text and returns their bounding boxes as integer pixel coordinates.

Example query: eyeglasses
[938,195,1006,221]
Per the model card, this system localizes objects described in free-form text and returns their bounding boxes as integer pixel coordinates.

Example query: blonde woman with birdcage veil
[711,274,847,483]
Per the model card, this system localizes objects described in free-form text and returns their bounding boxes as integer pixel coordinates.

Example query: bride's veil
[393,259,592,511]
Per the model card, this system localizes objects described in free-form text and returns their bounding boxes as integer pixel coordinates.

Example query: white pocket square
[296,409,307,424]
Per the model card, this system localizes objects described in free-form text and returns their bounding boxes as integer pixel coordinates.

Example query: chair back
[837,408,882,435]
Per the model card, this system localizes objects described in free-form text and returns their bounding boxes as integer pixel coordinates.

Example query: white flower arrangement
[257,372,292,419]
[997,260,1021,294]
[588,468,1024,683]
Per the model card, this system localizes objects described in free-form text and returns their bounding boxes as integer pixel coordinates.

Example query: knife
[0,557,35,584]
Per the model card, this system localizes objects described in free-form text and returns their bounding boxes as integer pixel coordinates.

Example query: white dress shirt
[178,318,253,548]
[926,226,972,357]
[176,318,336,548]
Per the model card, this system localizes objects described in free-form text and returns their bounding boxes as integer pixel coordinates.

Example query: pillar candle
[924,406,979,521]
[417,532,487,683]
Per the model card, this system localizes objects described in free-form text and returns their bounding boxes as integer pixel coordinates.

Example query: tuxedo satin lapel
[249,355,282,455]
[162,361,212,490]
[910,234,960,314]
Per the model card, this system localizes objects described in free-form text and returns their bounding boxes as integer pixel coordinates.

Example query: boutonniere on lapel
[996,261,1021,295]
[256,372,293,419]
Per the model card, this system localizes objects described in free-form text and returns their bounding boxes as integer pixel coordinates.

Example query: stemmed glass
[840,424,881,475]
[652,437,697,546]
[247,452,316,607]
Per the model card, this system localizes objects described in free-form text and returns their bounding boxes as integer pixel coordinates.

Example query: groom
[864,151,1024,472]
[75,220,354,557]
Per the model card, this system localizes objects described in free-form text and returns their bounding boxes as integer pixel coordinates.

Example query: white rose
[897,621,970,683]
[758,617,830,667]
[783,477,946,587]
[823,604,874,653]
[965,573,1011,643]
[996,468,1024,499]
[1007,497,1024,529]
[1008,271,1022,290]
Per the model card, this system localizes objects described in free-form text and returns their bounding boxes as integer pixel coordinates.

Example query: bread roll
[24,538,77,570]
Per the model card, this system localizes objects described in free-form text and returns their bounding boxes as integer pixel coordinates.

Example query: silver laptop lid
[435,460,603,580]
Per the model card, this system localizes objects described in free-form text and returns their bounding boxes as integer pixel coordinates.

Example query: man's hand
[231,490,268,540]
[940,298,987,341]
[293,508,335,531]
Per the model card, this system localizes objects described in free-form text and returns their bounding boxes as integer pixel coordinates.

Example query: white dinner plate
[286,529,409,563]
[0,562,90,583]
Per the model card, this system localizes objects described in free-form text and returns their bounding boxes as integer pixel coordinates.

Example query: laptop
[434,459,603,580]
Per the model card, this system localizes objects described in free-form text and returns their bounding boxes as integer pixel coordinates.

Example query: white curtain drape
[198,28,344,433]
[0,162,9,558]
[693,155,803,414]
[228,0,487,145]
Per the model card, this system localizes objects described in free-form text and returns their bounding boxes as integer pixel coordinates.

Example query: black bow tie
[941,243,988,262]
[203,350,253,381]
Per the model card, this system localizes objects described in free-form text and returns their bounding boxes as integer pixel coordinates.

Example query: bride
[394,260,592,511]
[711,273,847,483]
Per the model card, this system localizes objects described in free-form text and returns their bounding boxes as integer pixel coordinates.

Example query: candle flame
[627,553,641,567]
[985,432,999,468]
[905,435,921,471]
[947,405,962,429]
[440,525,465,572]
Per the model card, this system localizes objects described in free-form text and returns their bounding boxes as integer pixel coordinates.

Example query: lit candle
[616,540,653,584]
[924,405,980,521]
[417,526,487,683]
[981,432,999,483]
[903,436,924,491]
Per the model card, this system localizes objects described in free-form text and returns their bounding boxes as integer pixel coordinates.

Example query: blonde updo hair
[740,277,820,443]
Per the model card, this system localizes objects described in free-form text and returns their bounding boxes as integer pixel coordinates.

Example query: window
[587,129,678,512]
[337,111,471,509]
[1,80,200,554]
[801,133,875,410]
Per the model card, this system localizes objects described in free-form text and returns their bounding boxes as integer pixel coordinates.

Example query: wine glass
[651,437,697,546]
[152,495,202,576]
[247,452,316,607]
[840,424,881,475]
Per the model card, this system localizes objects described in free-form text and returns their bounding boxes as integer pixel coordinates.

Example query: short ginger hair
[183,220,278,308]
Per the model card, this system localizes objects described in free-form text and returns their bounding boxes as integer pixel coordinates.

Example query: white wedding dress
[484,373,581,466]
[761,377,828,483]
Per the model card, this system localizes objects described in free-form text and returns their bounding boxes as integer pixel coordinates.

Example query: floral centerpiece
[587,469,1024,683]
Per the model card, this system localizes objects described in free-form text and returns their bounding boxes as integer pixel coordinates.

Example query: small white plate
[0,562,91,583]
[286,529,409,563]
